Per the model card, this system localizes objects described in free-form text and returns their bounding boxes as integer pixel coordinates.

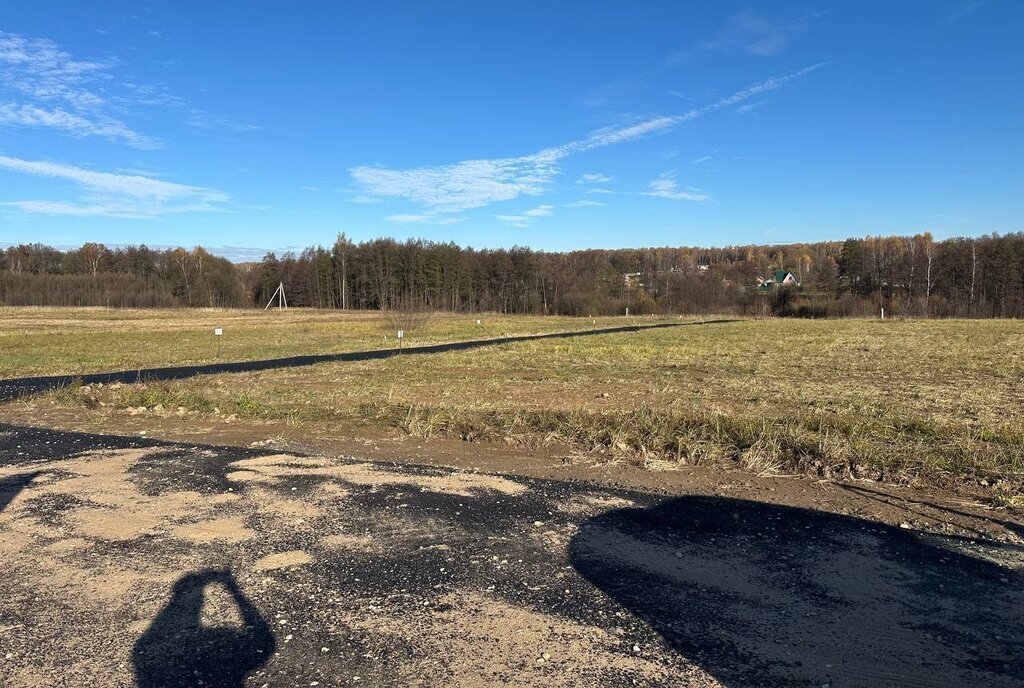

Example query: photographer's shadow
[133,569,275,688]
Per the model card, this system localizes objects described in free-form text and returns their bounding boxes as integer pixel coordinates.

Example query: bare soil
[2,403,1020,544]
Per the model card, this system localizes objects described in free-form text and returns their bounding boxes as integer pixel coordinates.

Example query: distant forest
[2,232,1023,318]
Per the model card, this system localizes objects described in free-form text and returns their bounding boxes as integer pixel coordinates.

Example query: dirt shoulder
[3,402,1021,546]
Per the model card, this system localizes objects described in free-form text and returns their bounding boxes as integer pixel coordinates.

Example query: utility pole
[263,282,287,310]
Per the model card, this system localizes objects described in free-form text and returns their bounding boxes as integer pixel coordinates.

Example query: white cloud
[0,31,257,146]
[577,173,615,184]
[673,63,827,123]
[0,31,158,147]
[0,102,159,148]
[350,65,825,213]
[735,101,766,114]
[353,155,558,213]
[384,213,464,225]
[385,213,431,223]
[643,172,710,202]
[495,204,555,227]
[0,32,108,105]
[494,215,529,228]
[585,117,678,148]
[0,155,229,218]
[566,200,605,207]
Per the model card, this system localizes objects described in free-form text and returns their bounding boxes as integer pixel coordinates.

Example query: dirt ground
[4,403,1021,544]
[1,418,1022,687]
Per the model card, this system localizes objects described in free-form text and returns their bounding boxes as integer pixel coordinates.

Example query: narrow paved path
[1,422,1021,687]
[0,320,731,401]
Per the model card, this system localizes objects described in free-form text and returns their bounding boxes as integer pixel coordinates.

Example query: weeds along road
[0,320,724,402]
[1,422,1021,687]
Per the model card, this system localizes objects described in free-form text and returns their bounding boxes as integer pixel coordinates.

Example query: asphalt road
[1,422,1021,687]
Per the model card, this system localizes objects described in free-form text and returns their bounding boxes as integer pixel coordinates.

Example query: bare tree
[384,293,432,345]
[80,242,106,277]
[171,248,193,303]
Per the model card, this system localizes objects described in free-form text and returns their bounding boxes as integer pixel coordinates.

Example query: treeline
[2,232,1023,317]
[0,243,244,307]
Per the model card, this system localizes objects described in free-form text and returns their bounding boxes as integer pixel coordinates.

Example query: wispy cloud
[668,10,816,65]
[495,204,555,227]
[351,64,825,213]
[577,80,643,108]
[0,31,258,146]
[522,204,554,217]
[577,173,615,184]
[643,171,709,202]
[0,155,229,218]
[566,200,605,207]
[0,102,158,148]
[384,213,464,225]
[0,31,159,148]
[186,109,260,133]
[701,10,812,57]
[947,0,990,23]
[0,32,109,107]
[352,156,559,213]
[690,151,717,164]
[735,101,766,114]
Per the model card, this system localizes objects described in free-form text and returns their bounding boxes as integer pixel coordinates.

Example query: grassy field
[3,309,1022,496]
[0,307,639,378]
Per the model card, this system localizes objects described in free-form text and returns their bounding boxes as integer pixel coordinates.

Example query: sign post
[214,327,223,357]
[397,329,404,350]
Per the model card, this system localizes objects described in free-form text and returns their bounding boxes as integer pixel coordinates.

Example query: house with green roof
[757,270,800,291]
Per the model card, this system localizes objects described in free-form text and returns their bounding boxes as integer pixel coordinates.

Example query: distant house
[757,270,800,290]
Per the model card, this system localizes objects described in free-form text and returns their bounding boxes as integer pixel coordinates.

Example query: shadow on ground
[133,569,275,688]
[0,471,40,513]
[0,320,737,401]
[570,496,1023,688]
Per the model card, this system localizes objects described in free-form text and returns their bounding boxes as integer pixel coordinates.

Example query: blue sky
[1,1,1021,259]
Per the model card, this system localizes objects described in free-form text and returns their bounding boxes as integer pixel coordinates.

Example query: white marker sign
[397,330,404,338]
[214,328,223,336]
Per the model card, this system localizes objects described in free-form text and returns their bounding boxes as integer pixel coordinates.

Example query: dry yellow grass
[22,312,1024,488]
[0,307,640,378]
